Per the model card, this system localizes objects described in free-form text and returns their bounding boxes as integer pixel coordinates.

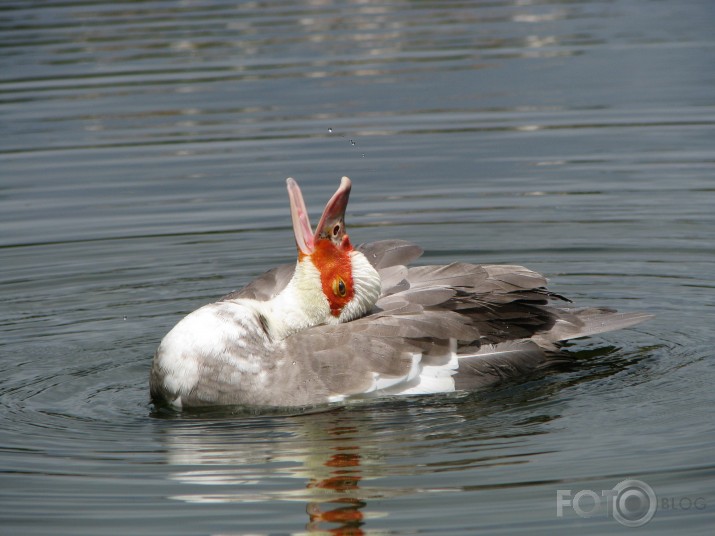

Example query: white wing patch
[358,339,459,398]
[362,352,422,393]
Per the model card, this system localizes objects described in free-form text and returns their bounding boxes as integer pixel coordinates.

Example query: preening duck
[150,177,651,409]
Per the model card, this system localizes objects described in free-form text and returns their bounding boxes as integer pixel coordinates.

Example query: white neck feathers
[254,250,381,341]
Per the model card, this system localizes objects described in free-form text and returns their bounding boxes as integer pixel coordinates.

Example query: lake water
[1,0,714,534]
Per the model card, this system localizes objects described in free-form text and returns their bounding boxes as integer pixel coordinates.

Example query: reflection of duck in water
[161,415,373,534]
[306,427,366,534]
[151,177,651,409]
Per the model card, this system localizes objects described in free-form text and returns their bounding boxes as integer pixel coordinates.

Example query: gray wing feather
[535,308,654,343]
[281,248,651,398]
[453,340,548,390]
[208,240,651,403]
[378,265,410,296]
[357,240,424,269]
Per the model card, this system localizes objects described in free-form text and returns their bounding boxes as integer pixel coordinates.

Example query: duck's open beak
[286,177,314,256]
[314,176,351,248]
[286,176,352,256]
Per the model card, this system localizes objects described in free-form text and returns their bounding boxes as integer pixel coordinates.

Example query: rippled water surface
[2,0,714,534]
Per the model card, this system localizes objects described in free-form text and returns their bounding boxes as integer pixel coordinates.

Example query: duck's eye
[332,276,347,297]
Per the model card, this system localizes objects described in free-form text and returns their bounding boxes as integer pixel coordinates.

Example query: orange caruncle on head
[309,238,354,316]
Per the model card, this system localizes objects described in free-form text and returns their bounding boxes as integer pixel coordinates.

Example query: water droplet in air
[123,316,127,321]
[292,361,296,366]
[361,153,365,158]
[328,128,333,133]
[350,139,355,146]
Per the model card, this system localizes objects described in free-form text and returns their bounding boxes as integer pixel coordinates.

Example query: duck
[150,176,651,409]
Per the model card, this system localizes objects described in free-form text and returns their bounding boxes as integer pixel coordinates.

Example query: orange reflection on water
[305,428,366,534]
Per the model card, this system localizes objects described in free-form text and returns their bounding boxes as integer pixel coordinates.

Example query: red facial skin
[302,235,354,316]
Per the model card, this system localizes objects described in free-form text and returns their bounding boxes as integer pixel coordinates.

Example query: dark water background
[1,0,714,534]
